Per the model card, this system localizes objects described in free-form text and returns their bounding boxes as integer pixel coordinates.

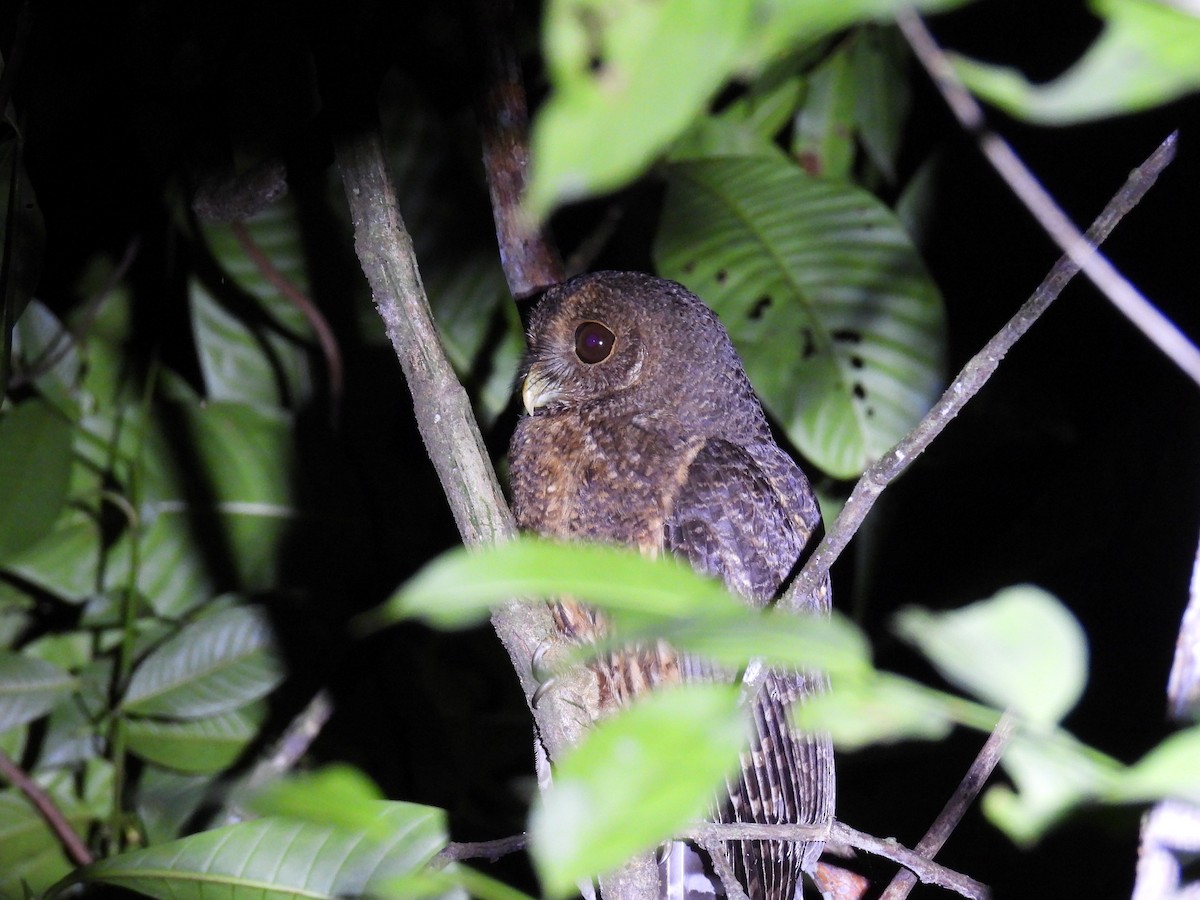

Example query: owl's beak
[521,365,562,415]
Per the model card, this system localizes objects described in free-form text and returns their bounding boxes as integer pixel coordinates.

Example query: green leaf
[792,42,859,180]
[191,202,314,408]
[54,802,450,900]
[895,585,1088,727]
[367,538,743,631]
[252,765,389,838]
[0,400,75,564]
[11,301,82,416]
[527,0,753,217]
[656,156,945,478]
[126,701,268,774]
[122,605,285,719]
[1112,725,1200,805]
[982,731,1122,845]
[0,652,76,734]
[135,767,215,846]
[665,607,870,679]
[370,539,871,677]
[794,673,955,749]
[749,0,973,63]
[954,0,1200,124]
[2,508,101,603]
[530,685,745,896]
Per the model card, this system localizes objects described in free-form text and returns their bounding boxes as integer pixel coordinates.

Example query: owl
[508,271,835,900]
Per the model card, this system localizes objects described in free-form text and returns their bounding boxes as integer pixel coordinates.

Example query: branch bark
[334,119,592,770]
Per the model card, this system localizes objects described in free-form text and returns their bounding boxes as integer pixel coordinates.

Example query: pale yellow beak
[521,364,563,415]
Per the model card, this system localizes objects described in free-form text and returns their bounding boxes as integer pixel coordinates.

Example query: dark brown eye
[574,321,615,364]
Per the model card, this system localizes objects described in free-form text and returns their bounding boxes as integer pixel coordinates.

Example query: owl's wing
[663,438,834,900]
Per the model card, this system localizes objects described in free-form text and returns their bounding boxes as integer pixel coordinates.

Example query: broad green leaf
[530,685,745,896]
[135,767,215,846]
[527,0,975,217]
[0,653,76,734]
[794,673,955,749]
[792,42,859,180]
[983,731,1122,845]
[191,201,314,408]
[671,74,801,163]
[749,0,974,63]
[0,400,75,563]
[368,538,743,631]
[123,605,285,719]
[954,0,1200,124]
[1112,725,1200,805]
[664,608,870,678]
[2,508,101,603]
[895,586,1088,727]
[55,802,450,900]
[0,580,34,647]
[11,300,82,416]
[527,0,753,217]
[656,156,945,478]
[252,765,388,837]
[126,701,268,774]
[372,539,871,676]
[139,401,295,508]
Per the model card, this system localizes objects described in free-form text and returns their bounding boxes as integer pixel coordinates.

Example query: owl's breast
[509,409,701,554]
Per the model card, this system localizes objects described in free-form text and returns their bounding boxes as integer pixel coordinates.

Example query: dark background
[6,0,1200,896]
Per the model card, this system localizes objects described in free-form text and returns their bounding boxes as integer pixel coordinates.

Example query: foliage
[0,0,1197,898]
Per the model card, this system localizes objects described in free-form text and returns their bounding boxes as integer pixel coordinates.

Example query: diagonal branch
[896,9,1200,389]
[788,129,1177,606]
[879,712,1015,900]
[0,747,92,867]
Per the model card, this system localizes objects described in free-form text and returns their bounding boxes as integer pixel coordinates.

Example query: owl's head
[519,271,759,430]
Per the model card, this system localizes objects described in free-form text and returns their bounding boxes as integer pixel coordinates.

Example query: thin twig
[229,220,345,421]
[0,747,93,867]
[432,833,528,868]
[212,689,335,827]
[687,821,988,899]
[788,128,1177,606]
[897,8,1200,389]
[879,713,1015,900]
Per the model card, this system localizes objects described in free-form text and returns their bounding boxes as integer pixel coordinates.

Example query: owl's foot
[531,637,563,708]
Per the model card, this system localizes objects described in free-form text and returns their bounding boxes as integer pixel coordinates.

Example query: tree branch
[334,119,592,768]
[0,747,92,867]
[788,128,1177,606]
[879,713,1015,900]
[896,9,1200,389]
[686,821,988,899]
[470,0,564,298]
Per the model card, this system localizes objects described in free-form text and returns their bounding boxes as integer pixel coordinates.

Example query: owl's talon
[531,638,557,683]
[532,676,558,708]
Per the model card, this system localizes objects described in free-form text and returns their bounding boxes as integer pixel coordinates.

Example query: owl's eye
[574,321,616,364]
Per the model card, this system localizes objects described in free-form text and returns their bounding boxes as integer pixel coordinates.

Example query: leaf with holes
[122,605,285,719]
[51,801,452,900]
[656,156,945,478]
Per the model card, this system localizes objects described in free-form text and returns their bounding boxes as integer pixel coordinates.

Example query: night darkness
[5,0,1200,897]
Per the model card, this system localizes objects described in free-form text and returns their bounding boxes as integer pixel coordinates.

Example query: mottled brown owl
[508,271,835,900]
